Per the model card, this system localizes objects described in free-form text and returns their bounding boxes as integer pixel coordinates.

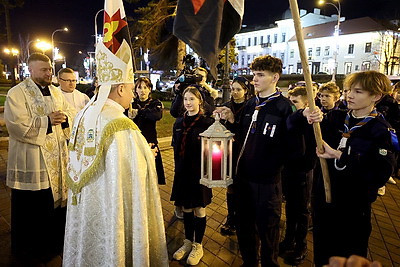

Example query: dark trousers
[312,199,372,267]
[11,188,66,259]
[282,169,312,249]
[235,178,282,267]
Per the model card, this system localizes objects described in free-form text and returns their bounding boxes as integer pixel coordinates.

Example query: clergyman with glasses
[58,67,89,111]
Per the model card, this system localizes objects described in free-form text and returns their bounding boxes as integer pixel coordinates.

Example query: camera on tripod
[174,55,203,94]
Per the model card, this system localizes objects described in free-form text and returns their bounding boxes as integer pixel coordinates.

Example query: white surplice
[63,99,168,267]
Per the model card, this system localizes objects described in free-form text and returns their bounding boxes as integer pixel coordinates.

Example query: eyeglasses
[59,78,77,83]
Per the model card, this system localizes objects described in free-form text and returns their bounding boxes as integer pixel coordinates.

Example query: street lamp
[36,41,52,55]
[27,39,40,57]
[4,48,20,84]
[319,0,341,82]
[51,27,68,74]
[94,9,104,46]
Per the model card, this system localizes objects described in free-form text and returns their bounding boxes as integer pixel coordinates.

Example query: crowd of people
[4,52,398,266]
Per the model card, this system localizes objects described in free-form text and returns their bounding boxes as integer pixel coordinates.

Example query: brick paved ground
[0,137,399,266]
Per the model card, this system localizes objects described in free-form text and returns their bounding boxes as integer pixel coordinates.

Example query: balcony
[261,42,272,48]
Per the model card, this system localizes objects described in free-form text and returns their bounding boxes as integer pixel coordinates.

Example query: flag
[173,0,244,79]
[103,0,132,54]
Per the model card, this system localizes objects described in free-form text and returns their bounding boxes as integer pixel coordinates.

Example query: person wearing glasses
[58,68,89,111]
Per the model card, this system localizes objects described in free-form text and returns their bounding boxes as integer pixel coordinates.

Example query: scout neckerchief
[180,111,203,156]
[250,90,281,134]
[335,109,378,170]
[236,90,281,174]
[343,109,378,138]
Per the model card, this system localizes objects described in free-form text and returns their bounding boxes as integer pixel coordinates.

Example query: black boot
[220,193,236,236]
[220,215,236,236]
[284,245,308,266]
[278,239,295,258]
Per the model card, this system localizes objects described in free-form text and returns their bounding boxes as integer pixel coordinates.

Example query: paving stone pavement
[0,136,399,266]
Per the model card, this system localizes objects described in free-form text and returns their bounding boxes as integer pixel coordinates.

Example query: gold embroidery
[67,118,139,205]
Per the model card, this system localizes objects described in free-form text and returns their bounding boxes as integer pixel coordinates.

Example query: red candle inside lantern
[212,143,222,180]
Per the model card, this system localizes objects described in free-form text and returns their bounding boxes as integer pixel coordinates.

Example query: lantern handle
[214,112,220,122]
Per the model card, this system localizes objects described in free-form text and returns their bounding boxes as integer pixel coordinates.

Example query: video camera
[174,55,203,94]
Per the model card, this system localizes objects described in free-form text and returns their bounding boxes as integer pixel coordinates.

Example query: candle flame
[212,144,220,153]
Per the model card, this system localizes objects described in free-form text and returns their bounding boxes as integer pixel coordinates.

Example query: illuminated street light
[51,27,68,74]
[4,47,20,84]
[4,48,19,56]
[27,39,40,57]
[319,0,341,82]
[94,9,104,46]
[36,41,52,54]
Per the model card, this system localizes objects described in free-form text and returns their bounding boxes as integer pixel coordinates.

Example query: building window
[308,48,312,57]
[365,42,372,53]
[273,52,277,57]
[261,36,264,44]
[345,62,352,74]
[324,46,330,56]
[254,37,257,46]
[348,44,354,54]
[274,34,278,43]
[248,38,251,46]
[290,49,294,58]
[267,35,270,43]
[280,52,285,61]
[241,56,245,66]
[316,47,321,56]
[355,65,359,71]
[282,33,286,42]
[362,61,371,71]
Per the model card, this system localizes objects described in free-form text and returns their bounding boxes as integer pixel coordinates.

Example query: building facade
[234,9,400,76]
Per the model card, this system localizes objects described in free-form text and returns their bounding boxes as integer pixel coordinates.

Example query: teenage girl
[170,86,214,265]
[129,77,165,184]
[219,76,253,236]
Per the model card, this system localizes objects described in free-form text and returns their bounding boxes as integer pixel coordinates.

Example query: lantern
[200,114,234,188]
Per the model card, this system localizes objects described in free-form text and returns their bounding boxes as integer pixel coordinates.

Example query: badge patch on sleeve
[379,148,387,156]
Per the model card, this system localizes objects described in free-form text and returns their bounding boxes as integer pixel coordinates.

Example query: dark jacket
[170,113,214,208]
[230,94,302,184]
[130,98,163,144]
[317,110,395,205]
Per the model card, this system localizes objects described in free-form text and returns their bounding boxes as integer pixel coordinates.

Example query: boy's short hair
[343,71,392,96]
[288,86,307,98]
[318,81,341,98]
[250,55,283,75]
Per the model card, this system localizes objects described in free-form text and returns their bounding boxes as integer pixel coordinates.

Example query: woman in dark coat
[219,76,253,236]
[128,77,166,184]
[170,86,214,265]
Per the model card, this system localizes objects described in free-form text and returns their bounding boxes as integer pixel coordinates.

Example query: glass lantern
[200,114,234,188]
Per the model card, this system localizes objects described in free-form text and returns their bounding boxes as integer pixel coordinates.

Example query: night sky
[5,0,399,69]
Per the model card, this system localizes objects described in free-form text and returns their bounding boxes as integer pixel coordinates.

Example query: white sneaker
[173,239,192,260]
[174,206,184,219]
[377,186,386,196]
[186,242,204,265]
[388,177,397,185]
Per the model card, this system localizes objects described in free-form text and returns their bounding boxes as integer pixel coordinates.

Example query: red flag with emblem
[102,0,132,55]
[173,0,244,79]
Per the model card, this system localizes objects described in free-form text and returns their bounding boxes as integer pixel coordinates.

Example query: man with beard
[4,53,76,263]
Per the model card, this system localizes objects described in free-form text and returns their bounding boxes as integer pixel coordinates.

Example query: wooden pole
[288,0,331,203]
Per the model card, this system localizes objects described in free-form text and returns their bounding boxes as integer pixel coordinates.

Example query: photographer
[170,66,218,118]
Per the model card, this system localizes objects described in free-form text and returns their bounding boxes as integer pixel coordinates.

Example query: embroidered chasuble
[4,77,76,207]
[64,100,168,267]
